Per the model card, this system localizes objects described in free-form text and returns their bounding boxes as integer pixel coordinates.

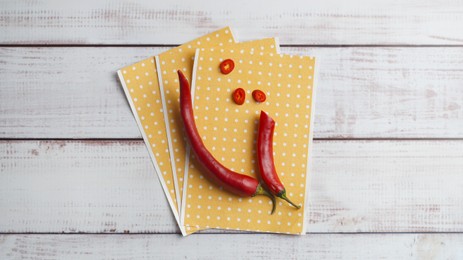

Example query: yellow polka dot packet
[181,48,317,235]
[117,26,287,235]
[117,27,235,236]
[156,37,279,221]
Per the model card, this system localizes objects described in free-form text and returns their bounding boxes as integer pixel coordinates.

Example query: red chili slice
[252,90,266,103]
[220,59,235,75]
[232,88,246,105]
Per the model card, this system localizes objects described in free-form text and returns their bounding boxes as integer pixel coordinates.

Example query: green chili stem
[254,184,276,214]
[279,191,301,209]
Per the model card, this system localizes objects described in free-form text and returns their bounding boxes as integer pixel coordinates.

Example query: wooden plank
[0,47,163,139]
[1,0,463,45]
[1,234,463,259]
[0,140,177,233]
[1,47,462,139]
[1,140,462,233]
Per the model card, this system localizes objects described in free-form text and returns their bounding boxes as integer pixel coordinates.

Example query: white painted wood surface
[1,140,462,233]
[1,0,463,45]
[1,234,463,259]
[1,0,463,258]
[1,47,462,139]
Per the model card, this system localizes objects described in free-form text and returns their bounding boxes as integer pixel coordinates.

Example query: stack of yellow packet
[117,27,316,236]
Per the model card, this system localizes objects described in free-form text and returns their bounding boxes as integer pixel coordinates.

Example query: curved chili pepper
[178,70,276,213]
[257,110,301,209]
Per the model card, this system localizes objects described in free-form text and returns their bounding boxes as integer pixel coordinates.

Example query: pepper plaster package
[181,47,317,235]
[117,26,317,236]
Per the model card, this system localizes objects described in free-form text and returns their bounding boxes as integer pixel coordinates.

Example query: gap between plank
[1,231,463,235]
[1,44,463,48]
[1,138,463,141]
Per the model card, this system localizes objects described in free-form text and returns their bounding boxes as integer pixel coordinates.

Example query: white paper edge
[274,37,281,54]
[180,48,201,232]
[155,56,182,217]
[117,69,186,236]
[181,147,191,226]
[302,57,318,235]
[227,26,237,43]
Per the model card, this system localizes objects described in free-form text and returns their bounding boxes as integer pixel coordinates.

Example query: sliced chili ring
[252,89,266,103]
[232,88,246,105]
[220,59,235,74]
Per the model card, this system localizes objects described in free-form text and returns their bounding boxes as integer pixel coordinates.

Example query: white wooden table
[1,1,463,259]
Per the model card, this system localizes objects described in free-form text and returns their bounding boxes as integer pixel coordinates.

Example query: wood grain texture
[1,140,462,233]
[1,234,463,259]
[1,47,462,139]
[2,0,463,255]
[1,0,463,45]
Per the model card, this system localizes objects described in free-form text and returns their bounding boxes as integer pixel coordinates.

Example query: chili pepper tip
[254,184,276,214]
[279,191,301,209]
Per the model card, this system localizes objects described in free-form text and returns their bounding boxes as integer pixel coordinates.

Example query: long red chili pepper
[257,111,301,209]
[178,70,276,213]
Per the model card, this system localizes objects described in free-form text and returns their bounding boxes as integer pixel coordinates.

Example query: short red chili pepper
[232,88,246,105]
[178,70,276,213]
[252,90,266,103]
[257,110,301,209]
[219,59,234,74]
